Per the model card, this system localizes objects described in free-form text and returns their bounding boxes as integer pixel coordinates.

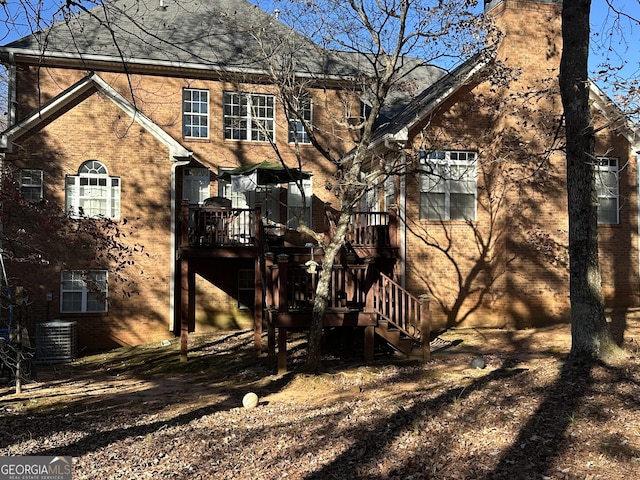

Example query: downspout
[0,52,17,152]
[7,52,16,128]
[399,152,407,287]
[385,130,408,288]
[169,156,192,333]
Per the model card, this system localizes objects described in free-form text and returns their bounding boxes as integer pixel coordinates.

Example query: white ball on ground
[471,356,486,369]
[242,392,259,408]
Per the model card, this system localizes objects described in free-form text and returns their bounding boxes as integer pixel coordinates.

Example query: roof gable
[589,82,640,153]
[372,52,640,154]
[369,52,491,149]
[0,72,192,159]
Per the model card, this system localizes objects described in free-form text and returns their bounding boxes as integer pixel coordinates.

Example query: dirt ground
[1,320,639,479]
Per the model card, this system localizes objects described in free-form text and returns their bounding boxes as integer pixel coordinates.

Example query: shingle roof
[370,52,489,144]
[1,0,446,124]
[1,0,353,77]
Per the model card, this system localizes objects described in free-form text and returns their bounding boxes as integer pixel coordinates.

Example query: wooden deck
[176,201,430,371]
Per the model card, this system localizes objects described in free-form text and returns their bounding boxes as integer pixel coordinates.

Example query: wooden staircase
[371,272,431,361]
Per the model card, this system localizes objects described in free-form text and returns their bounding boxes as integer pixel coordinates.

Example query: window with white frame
[288,98,312,144]
[224,92,275,142]
[61,270,108,313]
[19,169,43,202]
[183,88,209,139]
[183,167,211,204]
[384,175,395,210]
[419,150,477,221]
[595,157,619,224]
[287,178,312,229]
[65,160,120,219]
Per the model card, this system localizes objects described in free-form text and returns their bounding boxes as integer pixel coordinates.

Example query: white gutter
[2,49,354,83]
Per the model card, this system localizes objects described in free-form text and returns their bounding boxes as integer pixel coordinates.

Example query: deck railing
[372,272,429,343]
[181,201,259,247]
[266,257,371,312]
[325,206,398,248]
[265,256,429,343]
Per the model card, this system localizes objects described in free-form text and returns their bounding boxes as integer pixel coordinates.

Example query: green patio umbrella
[217,160,311,186]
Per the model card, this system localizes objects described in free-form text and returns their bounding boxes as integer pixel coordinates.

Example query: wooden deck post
[267,317,276,369]
[264,252,275,308]
[180,257,190,362]
[254,204,263,354]
[277,254,289,313]
[419,294,431,362]
[364,325,375,362]
[276,254,289,373]
[277,327,288,374]
[388,206,398,249]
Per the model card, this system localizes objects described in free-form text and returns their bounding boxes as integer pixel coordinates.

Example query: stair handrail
[371,272,428,344]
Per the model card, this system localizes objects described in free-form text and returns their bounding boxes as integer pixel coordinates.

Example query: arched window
[65,160,121,219]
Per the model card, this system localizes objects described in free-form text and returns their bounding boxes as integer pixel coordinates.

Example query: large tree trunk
[559,0,621,361]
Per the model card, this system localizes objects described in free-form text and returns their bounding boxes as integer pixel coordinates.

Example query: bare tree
[248,0,498,371]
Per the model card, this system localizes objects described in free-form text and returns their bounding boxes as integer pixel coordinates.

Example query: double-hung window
[61,270,108,313]
[595,157,619,224]
[65,160,121,219]
[224,92,275,142]
[183,88,209,139]
[420,150,477,221]
[288,98,312,144]
[20,169,43,202]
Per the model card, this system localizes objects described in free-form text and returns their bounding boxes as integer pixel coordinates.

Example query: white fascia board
[404,60,487,134]
[6,49,351,83]
[3,77,96,143]
[1,71,192,160]
[589,81,640,152]
[88,73,192,159]
[367,59,488,154]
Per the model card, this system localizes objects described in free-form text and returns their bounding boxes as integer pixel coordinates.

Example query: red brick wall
[5,65,356,350]
[400,0,639,330]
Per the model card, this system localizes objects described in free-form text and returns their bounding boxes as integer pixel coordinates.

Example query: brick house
[0,0,638,357]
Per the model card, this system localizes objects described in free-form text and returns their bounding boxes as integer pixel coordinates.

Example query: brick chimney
[485,0,563,77]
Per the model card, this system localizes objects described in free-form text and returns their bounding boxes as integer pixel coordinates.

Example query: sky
[0,0,638,105]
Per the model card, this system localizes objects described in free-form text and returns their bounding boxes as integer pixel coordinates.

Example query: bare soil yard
[1,319,640,479]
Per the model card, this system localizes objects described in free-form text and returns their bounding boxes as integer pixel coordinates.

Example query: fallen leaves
[0,327,639,479]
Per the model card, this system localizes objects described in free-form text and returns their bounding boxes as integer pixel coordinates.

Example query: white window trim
[288,98,312,144]
[60,270,108,313]
[224,92,275,142]
[596,156,619,225]
[183,167,211,204]
[20,169,43,203]
[419,150,478,221]
[287,178,313,229]
[183,88,210,139]
[65,161,121,219]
